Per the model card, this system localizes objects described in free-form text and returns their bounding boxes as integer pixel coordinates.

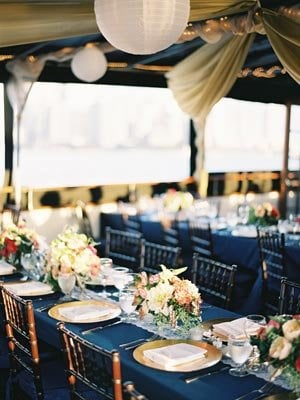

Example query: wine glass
[244,314,266,372]
[228,335,252,377]
[112,267,129,299]
[57,273,76,302]
[238,203,250,225]
[119,288,136,322]
[98,258,113,298]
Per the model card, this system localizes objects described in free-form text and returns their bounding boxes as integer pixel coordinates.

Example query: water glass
[112,267,129,298]
[119,288,136,322]
[228,335,252,377]
[57,273,76,301]
[244,314,266,372]
[98,258,113,298]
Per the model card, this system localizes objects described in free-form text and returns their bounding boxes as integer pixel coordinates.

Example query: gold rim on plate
[201,317,235,342]
[48,299,121,323]
[133,339,222,372]
[262,393,298,400]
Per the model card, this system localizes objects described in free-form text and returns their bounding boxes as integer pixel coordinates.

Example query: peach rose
[269,336,292,360]
[282,319,300,342]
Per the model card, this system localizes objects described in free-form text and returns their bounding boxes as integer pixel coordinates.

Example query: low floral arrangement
[251,315,300,390]
[162,189,194,213]
[248,202,280,226]
[45,227,101,290]
[133,265,201,332]
[0,223,44,268]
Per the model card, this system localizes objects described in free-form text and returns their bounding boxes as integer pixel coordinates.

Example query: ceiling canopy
[0,0,299,106]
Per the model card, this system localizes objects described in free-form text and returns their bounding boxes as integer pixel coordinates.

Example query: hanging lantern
[71,44,107,82]
[94,0,190,55]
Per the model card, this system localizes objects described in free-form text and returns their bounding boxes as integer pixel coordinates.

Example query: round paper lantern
[71,45,107,82]
[94,0,190,55]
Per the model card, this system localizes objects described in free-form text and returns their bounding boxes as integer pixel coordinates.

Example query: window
[19,83,191,188]
[205,98,286,172]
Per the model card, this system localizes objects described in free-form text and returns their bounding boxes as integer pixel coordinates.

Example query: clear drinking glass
[57,273,76,302]
[244,314,266,372]
[228,335,252,377]
[98,258,113,298]
[112,267,129,298]
[119,288,136,322]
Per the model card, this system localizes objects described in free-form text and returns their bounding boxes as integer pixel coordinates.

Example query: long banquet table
[99,212,300,315]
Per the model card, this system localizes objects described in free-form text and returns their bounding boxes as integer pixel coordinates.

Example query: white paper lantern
[94,0,190,55]
[71,45,107,82]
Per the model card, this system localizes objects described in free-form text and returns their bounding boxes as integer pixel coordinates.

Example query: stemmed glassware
[112,267,129,299]
[238,202,250,225]
[228,334,253,377]
[119,288,136,322]
[57,272,76,302]
[244,314,267,372]
[98,258,113,298]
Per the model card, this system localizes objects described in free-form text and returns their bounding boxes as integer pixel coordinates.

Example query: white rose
[282,319,300,342]
[269,336,292,360]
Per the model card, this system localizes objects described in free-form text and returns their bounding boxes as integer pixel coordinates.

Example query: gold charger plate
[133,339,222,372]
[48,299,121,323]
[263,393,298,400]
[202,317,235,342]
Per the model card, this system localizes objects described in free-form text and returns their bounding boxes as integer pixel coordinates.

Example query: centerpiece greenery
[248,202,280,226]
[251,314,300,392]
[133,265,201,333]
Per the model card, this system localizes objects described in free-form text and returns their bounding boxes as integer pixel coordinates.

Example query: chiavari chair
[278,277,300,315]
[139,240,181,275]
[0,282,68,400]
[105,227,143,271]
[58,323,147,400]
[191,254,237,309]
[257,228,286,315]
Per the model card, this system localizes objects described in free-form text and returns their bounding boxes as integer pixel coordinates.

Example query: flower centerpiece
[251,315,300,391]
[0,223,45,269]
[133,265,201,333]
[248,202,280,226]
[45,227,101,292]
[162,189,194,213]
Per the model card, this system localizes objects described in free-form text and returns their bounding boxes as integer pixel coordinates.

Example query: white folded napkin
[58,305,113,322]
[231,227,257,238]
[0,260,16,275]
[213,317,260,339]
[143,343,207,368]
[4,281,53,296]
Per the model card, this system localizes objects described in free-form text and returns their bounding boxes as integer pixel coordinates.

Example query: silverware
[36,302,59,312]
[124,334,160,350]
[119,338,146,348]
[184,365,229,384]
[80,320,122,335]
[234,382,275,400]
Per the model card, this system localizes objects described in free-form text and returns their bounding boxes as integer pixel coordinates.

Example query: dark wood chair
[161,218,180,248]
[105,227,143,272]
[257,228,286,315]
[140,239,181,275]
[279,277,300,315]
[188,219,214,258]
[191,254,237,309]
[123,214,143,236]
[123,381,148,400]
[0,282,68,400]
[58,322,146,400]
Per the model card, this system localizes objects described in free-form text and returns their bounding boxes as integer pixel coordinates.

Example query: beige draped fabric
[166,1,300,196]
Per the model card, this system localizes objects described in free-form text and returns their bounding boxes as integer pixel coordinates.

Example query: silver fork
[119,338,146,348]
[234,382,275,400]
[124,334,160,350]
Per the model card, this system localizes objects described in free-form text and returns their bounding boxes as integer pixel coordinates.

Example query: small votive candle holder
[189,326,204,341]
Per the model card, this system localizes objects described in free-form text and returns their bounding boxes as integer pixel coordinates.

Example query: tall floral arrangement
[46,227,101,290]
[133,265,201,331]
[0,223,44,268]
[251,315,300,391]
[248,202,280,226]
[163,189,194,212]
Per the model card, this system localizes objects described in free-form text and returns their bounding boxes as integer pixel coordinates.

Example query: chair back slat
[58,322,123,400]
[191,254,237,309]
[105,227,143,271]
[279,278,300,315]
[0,282,44,399]
[188,219,214,258]
[140,240,181,275]
[257,228,286,315]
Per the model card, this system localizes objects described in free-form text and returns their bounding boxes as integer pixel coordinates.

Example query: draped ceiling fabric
[167,1,300,196]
